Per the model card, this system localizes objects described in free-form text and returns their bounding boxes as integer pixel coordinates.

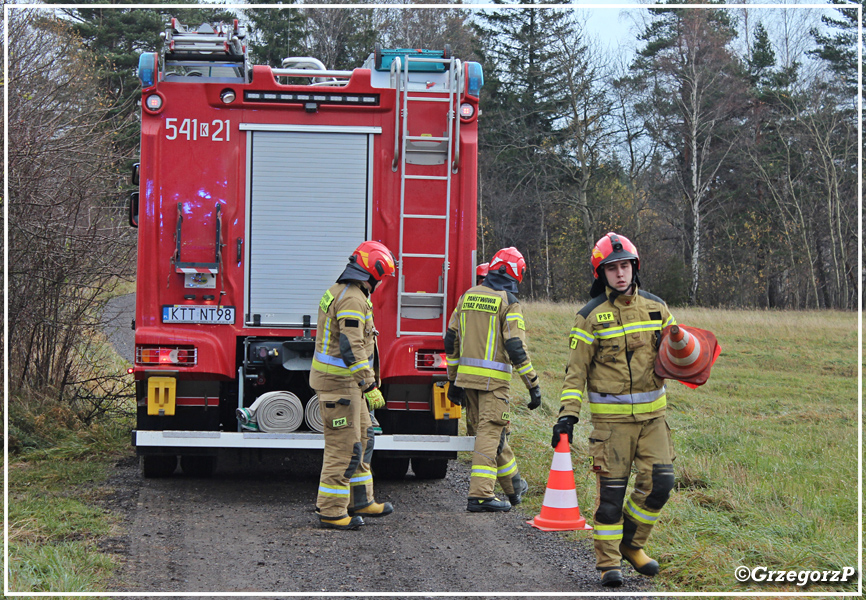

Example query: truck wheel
[411,457,448,479]
[372,455,409,480]
[140,455,177,478]
[180,455,217,478]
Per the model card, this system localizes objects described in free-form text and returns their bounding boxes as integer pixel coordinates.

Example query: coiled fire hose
[304,394,324,433]
[235,391,304,433]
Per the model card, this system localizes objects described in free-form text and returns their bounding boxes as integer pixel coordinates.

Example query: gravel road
[100,294,655,597]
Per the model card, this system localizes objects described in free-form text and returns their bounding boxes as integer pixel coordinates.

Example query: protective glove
[447,382,465,406]
[363,385,385,410]
[551,415,579,448]
[528,386,542,410]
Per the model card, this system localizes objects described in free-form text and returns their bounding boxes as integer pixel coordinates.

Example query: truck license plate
[162,305,235,324]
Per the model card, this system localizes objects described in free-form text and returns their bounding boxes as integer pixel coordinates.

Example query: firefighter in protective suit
[445,247,542,512]
[311,241,396,530]
[552,232,677,587]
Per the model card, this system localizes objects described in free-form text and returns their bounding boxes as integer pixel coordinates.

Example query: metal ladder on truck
[393,53,464,338]
[162,18,248,82]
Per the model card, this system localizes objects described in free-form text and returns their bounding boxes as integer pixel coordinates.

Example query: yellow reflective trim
[589,395,667,415]
[621,320,663,335]
[624,498,660,524]
[457,365,512,381]
[485,315,496,361]
[318,484,350,497]
[497,458,517,477]
[593,531,623,540]
[312,357,351,376]
[516,363,533,375]
[459,312,466,356]
[337,310,366,320]
[570,327,594,345]
[506,313,525,331]
[323,317,332,354]
[595,326,625,340]
[560,389,583,402]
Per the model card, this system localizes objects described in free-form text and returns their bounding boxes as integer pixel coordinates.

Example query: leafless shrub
[6,9,136,423]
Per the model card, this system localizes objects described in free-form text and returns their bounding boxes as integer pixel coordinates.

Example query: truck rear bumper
[133,430,475,452]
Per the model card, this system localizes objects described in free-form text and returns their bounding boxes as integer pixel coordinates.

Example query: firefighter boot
[467,496,512,512]
[508,477,529,505]
[620,544,660,576]
[350,502,394,518]
[318,515,365,530]
[600,568,623,588]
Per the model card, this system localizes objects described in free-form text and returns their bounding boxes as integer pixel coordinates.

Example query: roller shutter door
[246,130,370,327]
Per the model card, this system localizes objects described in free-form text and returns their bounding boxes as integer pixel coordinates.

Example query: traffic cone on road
[527,433,593,531]
[654,324,721,389]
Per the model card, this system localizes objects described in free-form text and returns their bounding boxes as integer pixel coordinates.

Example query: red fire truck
[129,20,483,478]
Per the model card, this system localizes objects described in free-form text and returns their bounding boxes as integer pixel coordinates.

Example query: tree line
[3,0,858,431]
[472,0,858,309]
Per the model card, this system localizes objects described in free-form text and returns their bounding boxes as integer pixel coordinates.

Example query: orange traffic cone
[527,433,593,531]
[654,324,721,389]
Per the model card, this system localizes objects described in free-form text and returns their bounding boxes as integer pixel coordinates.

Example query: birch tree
[628,4,748,304]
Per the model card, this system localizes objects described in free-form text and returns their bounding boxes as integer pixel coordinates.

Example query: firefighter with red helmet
[552,232,677,586]
[445,247,542,512]
[311,241,396,530]
[475,262,489,285]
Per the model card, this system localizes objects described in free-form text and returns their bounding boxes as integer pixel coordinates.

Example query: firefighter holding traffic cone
[552,232,677,587]
[311,241,397,530]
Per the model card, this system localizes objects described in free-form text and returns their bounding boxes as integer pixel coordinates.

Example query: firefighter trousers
[588,417,676,570]
[467,388,521,498]
[315,389,376,518]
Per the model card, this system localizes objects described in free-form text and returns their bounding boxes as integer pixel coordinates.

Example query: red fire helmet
[489,247,526,283]
[591,232,639,278]
[476,262,489,278]
[352,241,396,281]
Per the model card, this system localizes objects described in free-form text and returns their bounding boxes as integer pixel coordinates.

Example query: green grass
[493,303,859,593]
[4,283,135,595]
[5,423,129,594]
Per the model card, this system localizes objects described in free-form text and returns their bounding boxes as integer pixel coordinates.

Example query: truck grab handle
[391,57,402,172]
[271,68,354,79]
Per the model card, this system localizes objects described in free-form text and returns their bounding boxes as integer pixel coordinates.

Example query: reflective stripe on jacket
[310,282,378,393]
[444,285,537,392]
[558,286,675,423]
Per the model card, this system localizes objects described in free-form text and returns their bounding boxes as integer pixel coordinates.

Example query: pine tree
[472,0,575,297]
[244,2,307,68]
[809,0,861,97]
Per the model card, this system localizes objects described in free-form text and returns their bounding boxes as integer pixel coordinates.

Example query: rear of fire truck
[130,19,484,478]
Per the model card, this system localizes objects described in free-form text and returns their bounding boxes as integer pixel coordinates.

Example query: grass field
[499,303,860,593]
[4,305,859,594]
[5,424,129,593]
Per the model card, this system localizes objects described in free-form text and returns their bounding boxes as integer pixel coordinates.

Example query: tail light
[135,345,197,366]
[415,350,447,371]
